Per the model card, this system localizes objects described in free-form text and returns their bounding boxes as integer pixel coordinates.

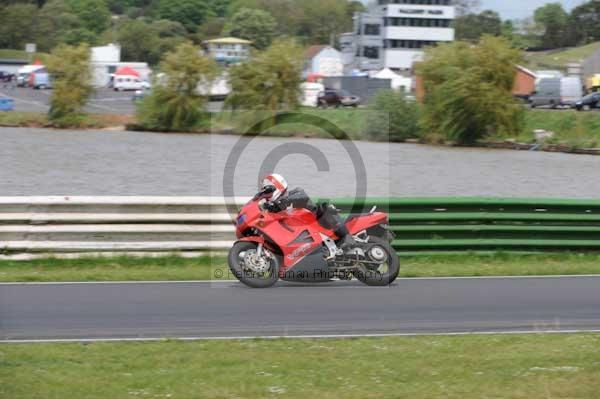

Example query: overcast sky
[478,0,587,19]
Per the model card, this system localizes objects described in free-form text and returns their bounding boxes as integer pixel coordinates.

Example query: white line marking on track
[1,275,600,285]
[3,329,600,344]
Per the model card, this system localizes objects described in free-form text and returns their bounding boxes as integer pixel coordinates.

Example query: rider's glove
[266,198,289,213]
[275,198,290,211]
[265,202,279,212]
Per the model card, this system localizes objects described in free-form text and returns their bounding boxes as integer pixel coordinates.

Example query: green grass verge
[0,49,46,60]
[211,108,370,139]
[2,334,599,398]
[0,111,134,129]
[2,253,600,282]
[214,108,600,149]
[525,42,600,71]
[488,109,600,148]
[0,111,48,127]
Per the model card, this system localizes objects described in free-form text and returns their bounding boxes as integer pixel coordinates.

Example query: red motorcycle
[228,186,400,288]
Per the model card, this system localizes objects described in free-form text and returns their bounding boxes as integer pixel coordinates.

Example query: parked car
[0,71,14,82]
[529,77,583,108]
[32,72,52,89]
[574,92,600,111]
[114,76,151,91]
[317,89,361,108]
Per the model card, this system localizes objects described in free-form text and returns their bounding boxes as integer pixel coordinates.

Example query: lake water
[1,127,599,199]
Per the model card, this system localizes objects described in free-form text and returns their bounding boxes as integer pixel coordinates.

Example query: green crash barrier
[327,197,600,252]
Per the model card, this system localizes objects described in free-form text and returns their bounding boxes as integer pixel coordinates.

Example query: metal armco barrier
[1,196,599,255]
[333,198,600,252]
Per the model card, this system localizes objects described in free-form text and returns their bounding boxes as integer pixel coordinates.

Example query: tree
[137,42,217,131]
[227,0,304,37]
[417,36,524,145]
[223,8,276,50]
[367,90,421,142]
[534,3,568,49]
[500,19,538,49]
[110,18,186,65]
[0,3,39,49]
[206,0,230,17]
[454,10,502,42]
[297,0,353,44]
[454,0,480,17]
[66,0,111,34]
[36,0,92,50]
[226,39,303,111]
[156,0,212,32]
[225,0,355,43]
[194,17,225,42]
[568,0,600,45]
[46,44,92,127]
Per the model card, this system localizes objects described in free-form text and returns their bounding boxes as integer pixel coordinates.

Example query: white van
[300,82,325,107]
[113,76,151,91]
[530,77,583,108]
[560,77,583,106]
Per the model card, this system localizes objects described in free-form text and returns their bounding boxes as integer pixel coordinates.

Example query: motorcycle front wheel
[353,236,400,286]
[228,241,280,288]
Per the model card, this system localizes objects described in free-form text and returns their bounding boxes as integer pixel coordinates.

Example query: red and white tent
[114,66,140,77]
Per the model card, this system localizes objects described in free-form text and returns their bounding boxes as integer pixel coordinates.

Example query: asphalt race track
[1,277,600,341]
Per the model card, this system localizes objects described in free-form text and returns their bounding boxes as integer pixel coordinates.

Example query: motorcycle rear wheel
[353,236,400,286]
[228,241,280,288]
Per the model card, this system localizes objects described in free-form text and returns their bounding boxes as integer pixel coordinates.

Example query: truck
[32,72,52,89]
[529,77,583,108]
[586,74,600,93]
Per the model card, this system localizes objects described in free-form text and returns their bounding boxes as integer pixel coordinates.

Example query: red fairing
[345,212,388,235]
[235,198,388,273]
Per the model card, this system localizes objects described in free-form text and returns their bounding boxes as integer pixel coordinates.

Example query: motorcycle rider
[260,174,357,250]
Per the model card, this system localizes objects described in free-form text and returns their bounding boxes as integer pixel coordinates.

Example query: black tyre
[353,236,400,286]
[228,241,280,288]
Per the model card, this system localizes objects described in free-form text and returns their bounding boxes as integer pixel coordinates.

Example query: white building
[90,44,151,87]
[303,45,344,78]
[341,0,455,72]
[202,37,252,65]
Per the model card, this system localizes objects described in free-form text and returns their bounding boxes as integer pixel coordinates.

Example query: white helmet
[262,173,288,201]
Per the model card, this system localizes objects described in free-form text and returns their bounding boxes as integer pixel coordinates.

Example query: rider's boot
[339,234,357,250]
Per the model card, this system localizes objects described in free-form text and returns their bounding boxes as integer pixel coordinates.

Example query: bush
[417,36,524,145]
[366,89,420,142]
[45,44,92,127]
[226,39,303,112]
[136,42,217,132]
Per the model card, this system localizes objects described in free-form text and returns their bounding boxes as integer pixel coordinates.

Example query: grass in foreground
[1,334,599,398]
[2,253,600,282]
